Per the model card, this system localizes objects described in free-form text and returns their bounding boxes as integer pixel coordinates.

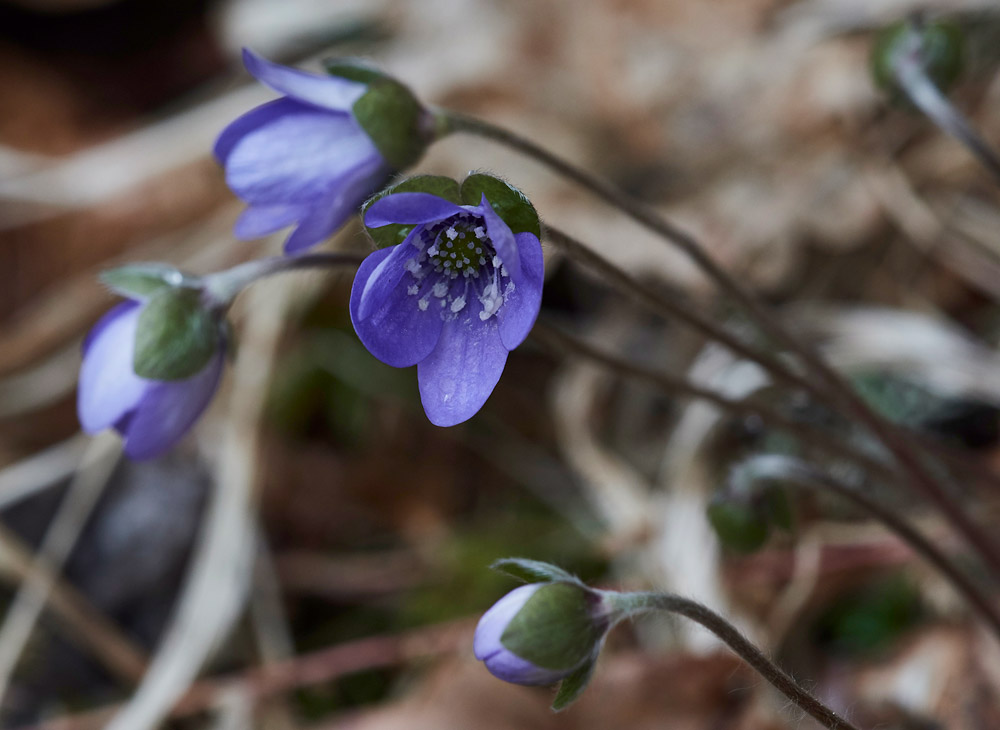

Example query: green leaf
[100,263,188,300]
[491,558,577,584]
[707,498,770,554]
[322,58,385,85]
[552,657,596,711]
[500,583,603,671]
[460,173,540,238]
[352,79,427,170]
[362,175,462,249]
[134,288,218,380]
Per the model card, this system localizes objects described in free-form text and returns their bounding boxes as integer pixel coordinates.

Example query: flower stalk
[609,591,862,730]
[448,113,1000,580]
[202,252,367,311]
[885,18,1000,185]
[531,321,900,485]
[730,454,1000,642]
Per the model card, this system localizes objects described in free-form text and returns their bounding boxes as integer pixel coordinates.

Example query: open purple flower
[350,177,544,426]
[77,300,225,460]
[215,50,432,253]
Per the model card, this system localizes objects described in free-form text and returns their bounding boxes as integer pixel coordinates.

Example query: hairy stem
[203,252,368,310]
[611,591,862,730]
[542,226,816,397]
[532,321,899,485]
[445,111,1000,576]
[732,454,1000,642]
[890,21,1000,184]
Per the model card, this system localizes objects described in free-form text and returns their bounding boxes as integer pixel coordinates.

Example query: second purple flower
[215,50,435,254]
[350,175,544,426]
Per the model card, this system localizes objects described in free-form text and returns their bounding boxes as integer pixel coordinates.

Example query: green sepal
[460,173,541,238]
[352,78,427,170]
[500,583,603,671]
[552,657,597,711]
[134,288,218,381]
[322,58,385,85]
[491,558,578,585]
[871,21,964,98]
[100,263,190,300]
[707,498,770,554]
[362,175,462,249]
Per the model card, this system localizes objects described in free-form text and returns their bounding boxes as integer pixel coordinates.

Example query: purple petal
[479,194,523,285]
[474,584,568,685]
[234,203,305,240]
[225,108,380,205]
[497,232,544,350]
[214,98,300,165]
[82,300,139,355]
[121,350,225,460]
[417,307,508,426]
[78,303,149,434]
[283,157,391,254]
[242,49,366,112]
[474,584,539,660]
[364,192,467,227]
[483,649,568,686]
[350,248,444,367]
[355,228,422,320]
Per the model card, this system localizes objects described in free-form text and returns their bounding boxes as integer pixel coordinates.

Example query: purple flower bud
[215,50,431,254]
[350,186,544,426]
[77,300,225,460]
[474,582,610,686]
[474,584,569,685]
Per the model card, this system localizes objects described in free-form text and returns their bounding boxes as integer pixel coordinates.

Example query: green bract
[500,582,604,671]
[491,557,579,585]
[362,173,541,249]
[134,288,218,381]
[352,79,427,170]
[100,263,192,300]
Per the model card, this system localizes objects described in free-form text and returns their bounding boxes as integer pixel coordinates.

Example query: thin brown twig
[532,321,899,485]
[450,111,1000,578]
[0,522,147,683]
[14,619,473,730]
[0,434,122,706]
[732,454,1000,642]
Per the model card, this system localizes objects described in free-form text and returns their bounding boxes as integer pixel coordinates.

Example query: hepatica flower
[350,175,544,426]
[215,50,436,253]
[78,266,227,460]
[474,559,616,710]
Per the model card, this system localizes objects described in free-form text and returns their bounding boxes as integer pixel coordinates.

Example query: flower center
[403,212,513,322]
[423,216,491,280]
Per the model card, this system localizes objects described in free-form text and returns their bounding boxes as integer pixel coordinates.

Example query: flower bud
[215,50,437,254]
[474,581,610,686]
[79,266,228,459]
[871,19,964,98]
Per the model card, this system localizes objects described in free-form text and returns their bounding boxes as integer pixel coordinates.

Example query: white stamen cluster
[402,212,514,322]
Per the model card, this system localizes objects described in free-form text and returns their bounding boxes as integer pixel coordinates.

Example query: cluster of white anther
[402,212,513,322]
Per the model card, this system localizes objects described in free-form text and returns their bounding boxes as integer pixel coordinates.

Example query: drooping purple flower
[77,300,225,460]
[215,50,430,254]
[474,581,611,687]
[474,584,570,685]
[350,189,544,426]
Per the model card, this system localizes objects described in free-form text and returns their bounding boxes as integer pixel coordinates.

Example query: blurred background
[3,0,1000,727]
